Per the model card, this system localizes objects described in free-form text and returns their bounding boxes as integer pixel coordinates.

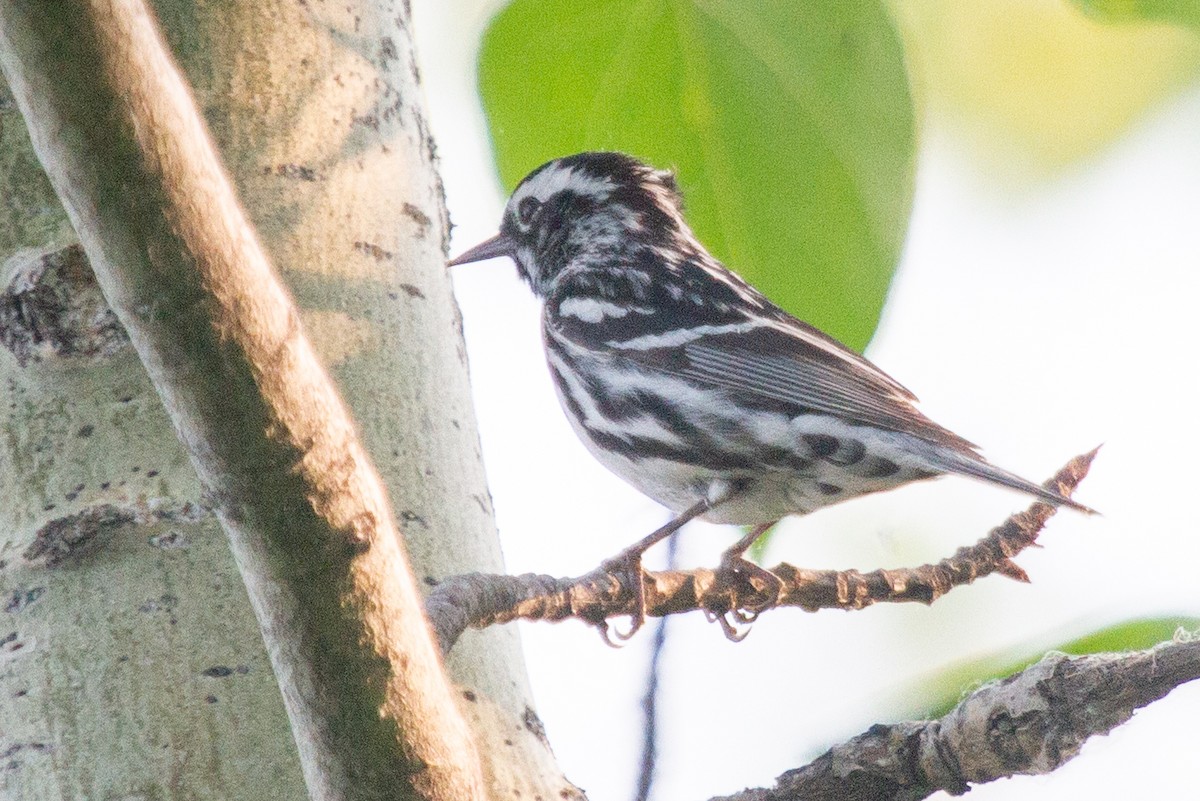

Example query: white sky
[412,3,1200,799]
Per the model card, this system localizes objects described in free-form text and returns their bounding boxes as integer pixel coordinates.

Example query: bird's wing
[543,260,975,451]
[584,310,977,453]
[544,267,1096,511]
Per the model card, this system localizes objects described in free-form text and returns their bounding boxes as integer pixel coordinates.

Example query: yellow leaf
[892,0,1200,174]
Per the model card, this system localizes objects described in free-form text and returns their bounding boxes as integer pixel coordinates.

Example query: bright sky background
[413,3,1200,800]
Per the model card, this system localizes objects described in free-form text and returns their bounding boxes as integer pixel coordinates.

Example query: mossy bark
[0,2,573,798]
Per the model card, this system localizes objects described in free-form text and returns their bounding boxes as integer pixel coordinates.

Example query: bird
[449,151,1091,637]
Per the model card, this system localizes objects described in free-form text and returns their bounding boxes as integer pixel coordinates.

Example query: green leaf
[478,0,915,352]
[1072,0,1200,28]
[906,617,1200,718]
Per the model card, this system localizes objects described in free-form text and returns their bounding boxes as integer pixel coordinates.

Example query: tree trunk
[0,2,573,798]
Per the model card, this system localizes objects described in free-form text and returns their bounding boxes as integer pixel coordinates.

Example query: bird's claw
[702,606,756,641]
[597,617,641,647]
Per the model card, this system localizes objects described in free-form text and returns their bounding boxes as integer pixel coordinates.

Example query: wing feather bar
[684,343,910,424]
[672,327,977,451]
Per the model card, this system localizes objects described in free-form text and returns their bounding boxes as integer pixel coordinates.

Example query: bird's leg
[599,496,715,643]
[709,522,784,638]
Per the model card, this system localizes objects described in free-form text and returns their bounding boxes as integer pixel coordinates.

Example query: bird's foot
[705,554,783,642]
[597,549,651,646]
[717,553,784,611]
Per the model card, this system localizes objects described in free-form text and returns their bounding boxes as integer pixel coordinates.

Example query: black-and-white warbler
[451,151,1091,634]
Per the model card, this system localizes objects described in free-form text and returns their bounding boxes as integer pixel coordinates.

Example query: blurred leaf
[905,617,1200,718]
[891,0,1200,175]
[1072,0,1200,27]
[478,0,915,351]
[746,521,776,563]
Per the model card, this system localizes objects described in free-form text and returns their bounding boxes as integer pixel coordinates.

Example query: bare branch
[715,637,1200,801]
[427,449,1097,652]
[0,3,483,800]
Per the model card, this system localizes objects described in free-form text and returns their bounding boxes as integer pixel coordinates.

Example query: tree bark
[716,638,1200,801]
[0,1,573,799]
[141,1,574,795]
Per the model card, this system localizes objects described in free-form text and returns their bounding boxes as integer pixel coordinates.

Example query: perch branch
[427,449,1097,653]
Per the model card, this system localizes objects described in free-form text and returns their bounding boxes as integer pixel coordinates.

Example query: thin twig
[427,449,1097,653]
[635,527,680,801]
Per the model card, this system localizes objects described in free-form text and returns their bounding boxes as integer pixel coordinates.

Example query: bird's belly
[580,442,927,526]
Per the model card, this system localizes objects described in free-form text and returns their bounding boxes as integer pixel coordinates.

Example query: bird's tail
[923,447,1097,514]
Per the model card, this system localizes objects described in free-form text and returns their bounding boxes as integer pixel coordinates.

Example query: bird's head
[449,152,688,296]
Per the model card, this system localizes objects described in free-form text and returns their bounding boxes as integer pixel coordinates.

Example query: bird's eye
[517,196,541,226]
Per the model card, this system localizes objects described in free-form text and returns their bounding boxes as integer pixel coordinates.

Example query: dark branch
[714,637,1200,801]
[427,449,1097,653]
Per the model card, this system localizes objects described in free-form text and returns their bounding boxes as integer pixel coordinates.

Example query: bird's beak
[447,233,516,267]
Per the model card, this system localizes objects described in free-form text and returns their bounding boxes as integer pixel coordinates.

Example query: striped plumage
[451,152,1089,630]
